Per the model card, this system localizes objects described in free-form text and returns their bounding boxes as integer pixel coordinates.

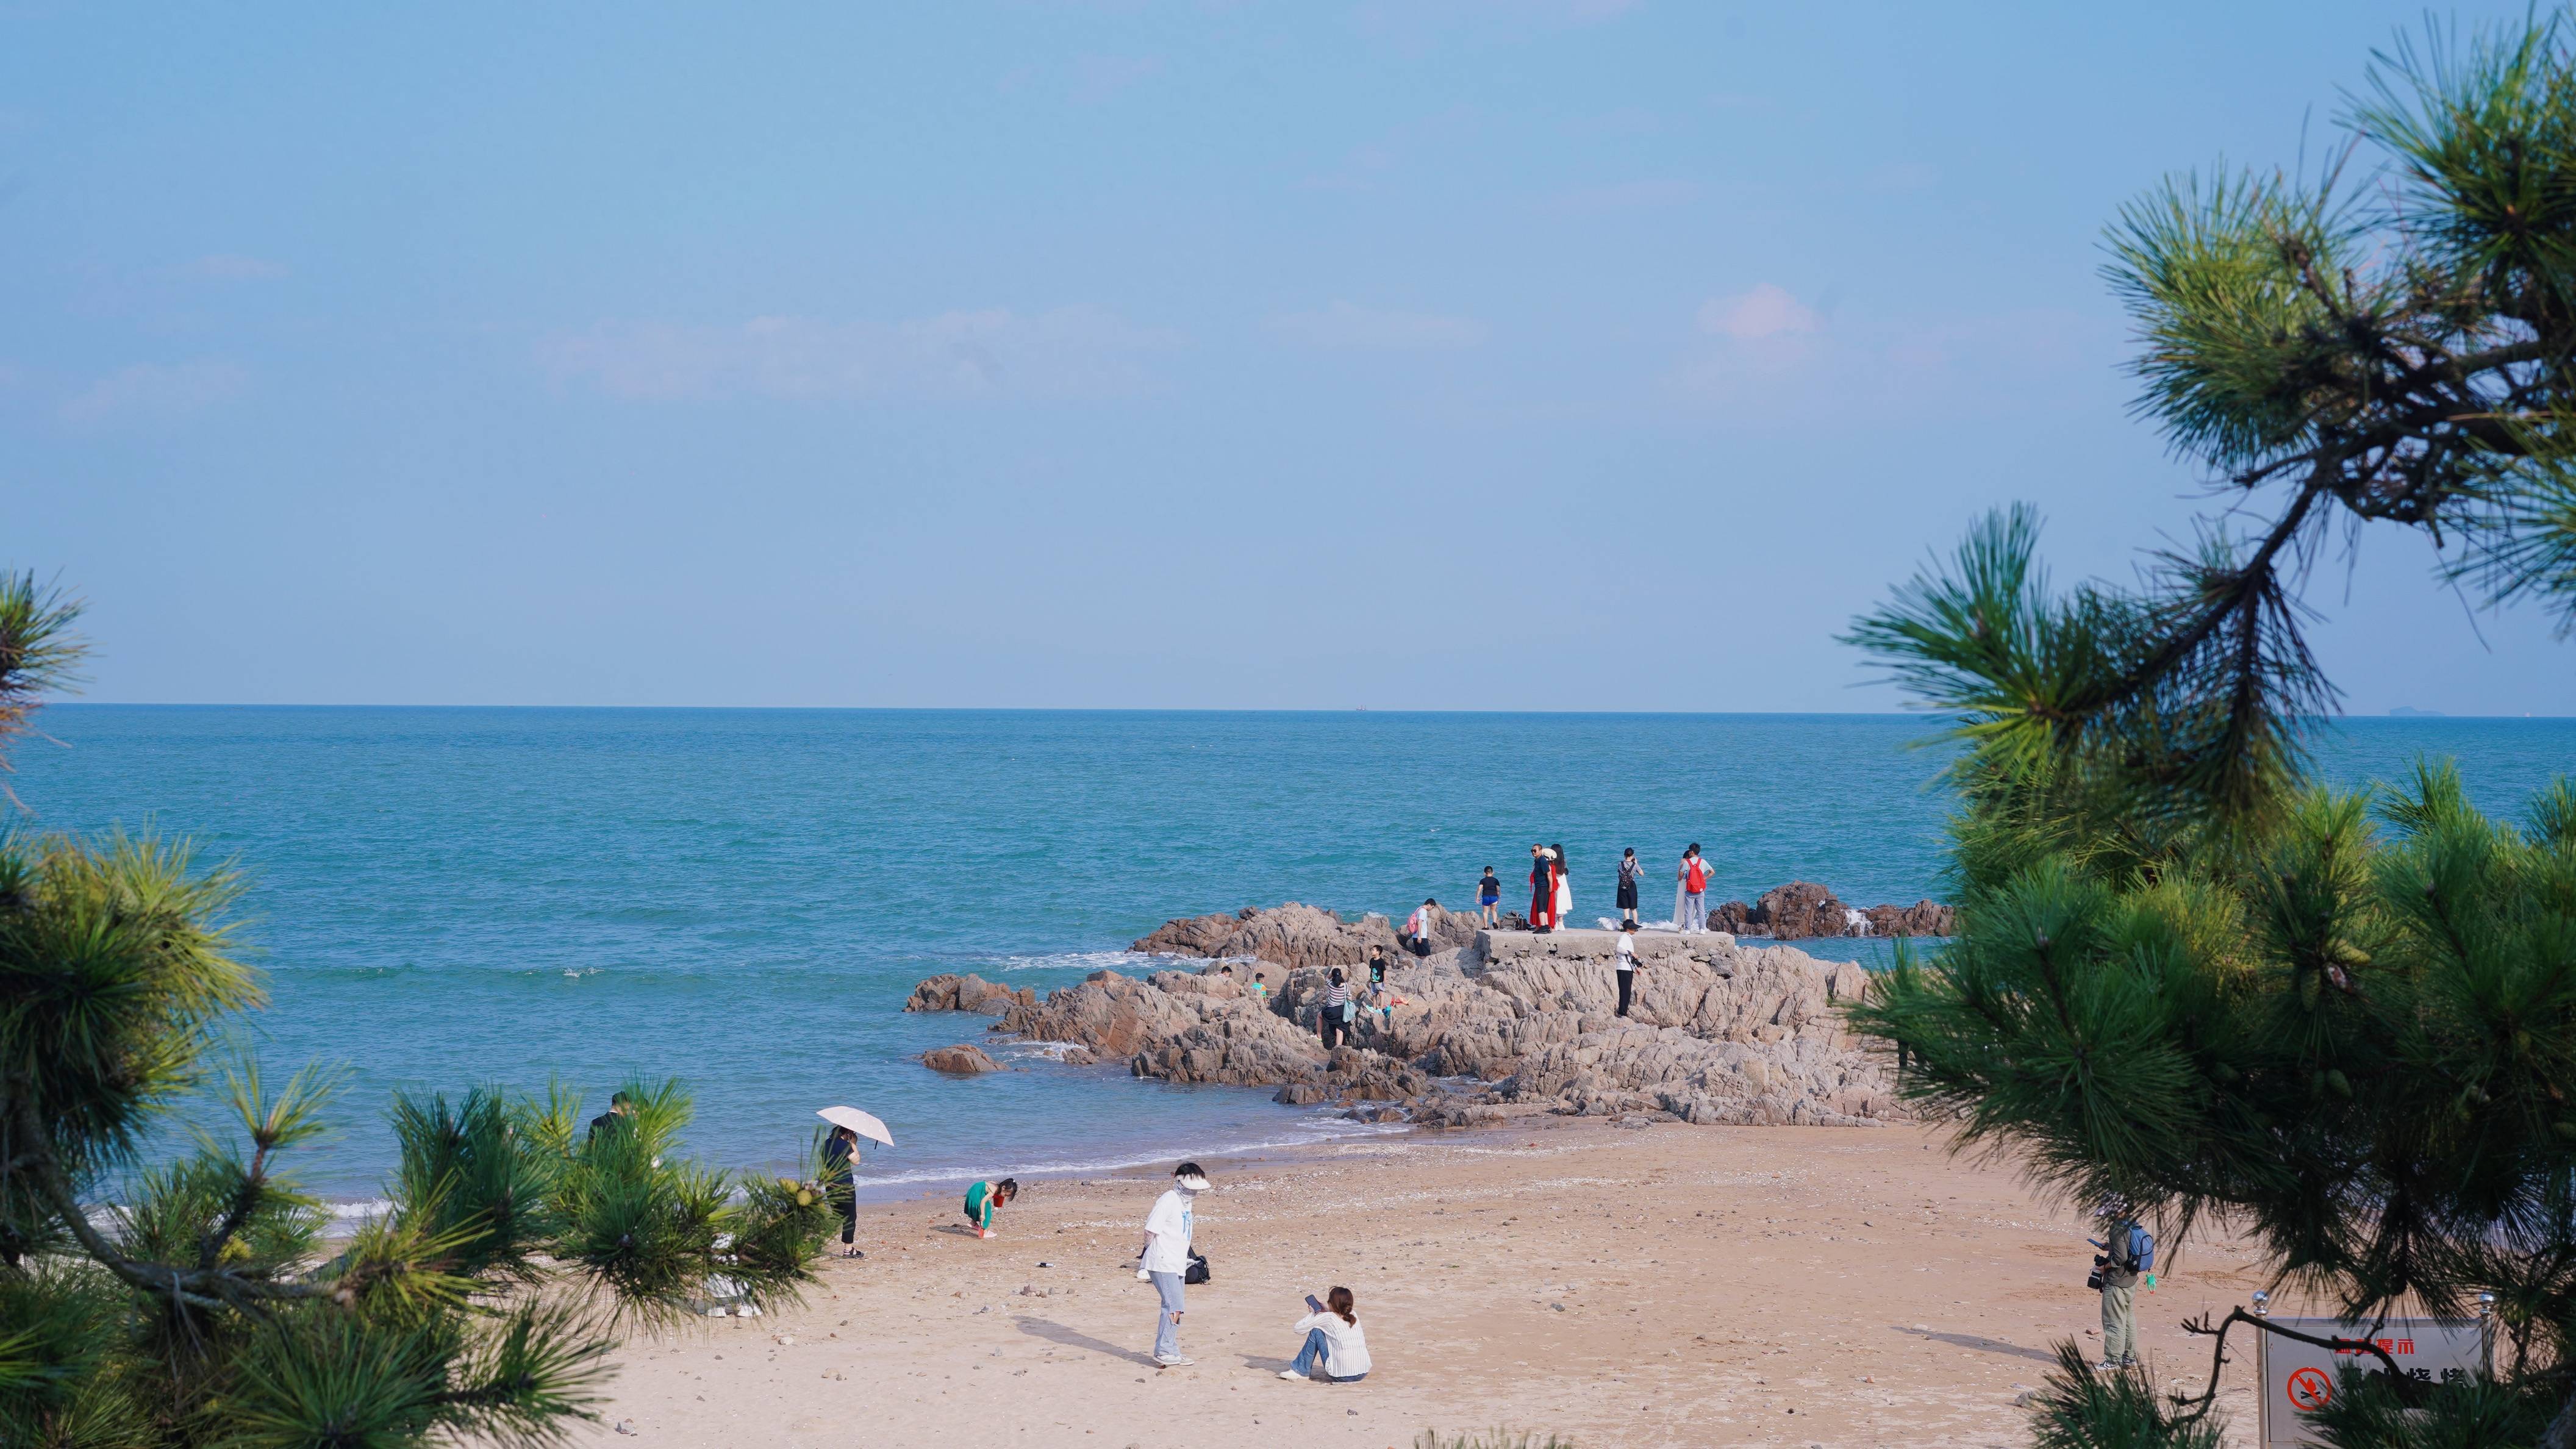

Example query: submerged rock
[903,974,1036,1015]
[920,1044,1005,1075]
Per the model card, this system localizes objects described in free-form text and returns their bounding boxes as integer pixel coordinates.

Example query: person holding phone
[1279,1285,1371,1383]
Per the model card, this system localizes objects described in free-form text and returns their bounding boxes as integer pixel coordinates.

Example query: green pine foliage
[1848,10,2576,1445]
[0,596,833,1445]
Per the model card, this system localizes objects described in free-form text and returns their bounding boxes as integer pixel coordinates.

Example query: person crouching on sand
[962,1177,1017,1239]
[1279,1286,1372,1383]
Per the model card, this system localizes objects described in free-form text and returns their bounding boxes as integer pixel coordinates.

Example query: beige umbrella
[816,1106,893,1148]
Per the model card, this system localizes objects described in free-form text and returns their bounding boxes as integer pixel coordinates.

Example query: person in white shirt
[1134,1162,1211,1367]
[1279,1285,1372,1383]
[1615,928,1639,1017]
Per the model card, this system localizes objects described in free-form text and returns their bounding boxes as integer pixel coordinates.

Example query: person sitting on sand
[962,1178,1017,1239]
[1279,1286,1372,1383]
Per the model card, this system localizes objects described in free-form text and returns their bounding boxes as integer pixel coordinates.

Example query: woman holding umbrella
[816,1106,895,1259]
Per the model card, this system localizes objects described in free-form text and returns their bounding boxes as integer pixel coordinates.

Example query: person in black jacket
[822,1124,863,1258]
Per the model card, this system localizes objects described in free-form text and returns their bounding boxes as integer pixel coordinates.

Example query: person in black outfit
[586,1090,634,1144]
[1368,946,1389,989]
[1616,848,1642,929]
[822,1123,863,1258]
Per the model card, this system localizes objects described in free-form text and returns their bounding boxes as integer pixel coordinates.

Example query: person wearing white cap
[1135,1161,1211,1367]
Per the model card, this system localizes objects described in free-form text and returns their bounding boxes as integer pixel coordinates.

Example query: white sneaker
[1279,1370,1306,1381]
[1155,1354,1194,1367]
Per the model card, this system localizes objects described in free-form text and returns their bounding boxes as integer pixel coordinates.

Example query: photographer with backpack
[2087,1195,2154,1372]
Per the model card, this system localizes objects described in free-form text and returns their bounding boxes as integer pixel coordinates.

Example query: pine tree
[0,574,835,1447]
[1844,11,2576,1446]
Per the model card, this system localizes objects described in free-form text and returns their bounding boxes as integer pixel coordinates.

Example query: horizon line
[35,702,2576,721]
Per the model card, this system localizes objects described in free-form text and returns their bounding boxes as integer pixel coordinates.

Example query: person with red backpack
[1676,844,1714,932]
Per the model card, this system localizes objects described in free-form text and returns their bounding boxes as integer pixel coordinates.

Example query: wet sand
[572,1118,2275,1448]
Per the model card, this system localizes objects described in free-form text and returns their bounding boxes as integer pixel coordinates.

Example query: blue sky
[6,1,2570,714]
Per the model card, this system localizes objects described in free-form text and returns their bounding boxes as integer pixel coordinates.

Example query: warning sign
[2257,1315,2486,1448]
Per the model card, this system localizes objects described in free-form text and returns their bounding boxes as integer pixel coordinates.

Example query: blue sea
[7,707,2569,1204]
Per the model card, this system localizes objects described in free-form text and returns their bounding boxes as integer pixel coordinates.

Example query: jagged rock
[903,974,1036,1015]
[1129,903,1400,973]
[1864,900,1955,936]
[915,923,1900,1129]
[1706,883,1955,939]
[921,1043,1004,1075]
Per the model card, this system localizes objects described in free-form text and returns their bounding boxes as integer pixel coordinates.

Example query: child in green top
[963,1178,1018,1239]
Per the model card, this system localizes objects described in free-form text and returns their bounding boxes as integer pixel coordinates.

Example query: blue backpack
[2116,1223,2155,1274]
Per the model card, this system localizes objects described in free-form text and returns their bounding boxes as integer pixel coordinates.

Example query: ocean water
[7,707,2569,1202]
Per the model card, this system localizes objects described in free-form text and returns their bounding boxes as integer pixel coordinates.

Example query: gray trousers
[1150,1271,1185,1360]
[2100,1282,2135,1363]
[1680,892,1708,932]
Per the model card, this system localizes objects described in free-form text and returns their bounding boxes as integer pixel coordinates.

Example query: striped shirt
[1326,982,1350,1008]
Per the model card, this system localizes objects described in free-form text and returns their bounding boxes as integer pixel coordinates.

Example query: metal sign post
[2250,1297,2492,1448]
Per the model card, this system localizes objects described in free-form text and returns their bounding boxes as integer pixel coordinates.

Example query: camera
[2086,1253,2107,1292]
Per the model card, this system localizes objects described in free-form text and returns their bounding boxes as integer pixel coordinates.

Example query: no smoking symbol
[2287,1366,2334,1409]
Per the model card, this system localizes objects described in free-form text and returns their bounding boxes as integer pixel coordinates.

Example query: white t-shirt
[1141,1188,1195,1274]
[1615,932,1635,971]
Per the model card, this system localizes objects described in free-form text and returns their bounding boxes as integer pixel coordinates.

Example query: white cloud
[1271,301,1486,351]
[539,306,1181,403]
[60,360,248,426]
[1697,284,1821,340]
[173,254,288,282]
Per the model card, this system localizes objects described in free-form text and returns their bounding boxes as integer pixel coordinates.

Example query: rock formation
[913,906,1904,1129]
[920,1043,1004,1074]
[1705,881,1953,939]
[903,974,1036,1015]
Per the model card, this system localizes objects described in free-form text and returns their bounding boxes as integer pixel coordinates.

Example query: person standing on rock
[1403,900,1437,959]
[1318,968,1351,1051]
[1478,867,1500,927]
[1677,844,1713,932]
[1616,848,1643,929]
[1551,844,1572,926]
[1528,846,1557,933]
[1614,926,1639,1017]
[1135,1163,1212,1368]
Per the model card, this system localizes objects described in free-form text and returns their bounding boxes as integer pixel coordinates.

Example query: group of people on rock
[1517,842,1721,934]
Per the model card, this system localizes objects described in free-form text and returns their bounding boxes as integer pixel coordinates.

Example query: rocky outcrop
[1707,882,1953,939]
[921,907,1902,1129]
[921,1043,1004,1074]
[1130,903,1402,973]
[903,974,1036,1015]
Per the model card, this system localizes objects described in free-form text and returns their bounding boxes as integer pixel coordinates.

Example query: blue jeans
[1290,1328,1364,1381]
[1150,1272,1185,1360]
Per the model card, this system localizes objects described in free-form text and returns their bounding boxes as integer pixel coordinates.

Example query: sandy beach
[572,1118,2277,1449]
